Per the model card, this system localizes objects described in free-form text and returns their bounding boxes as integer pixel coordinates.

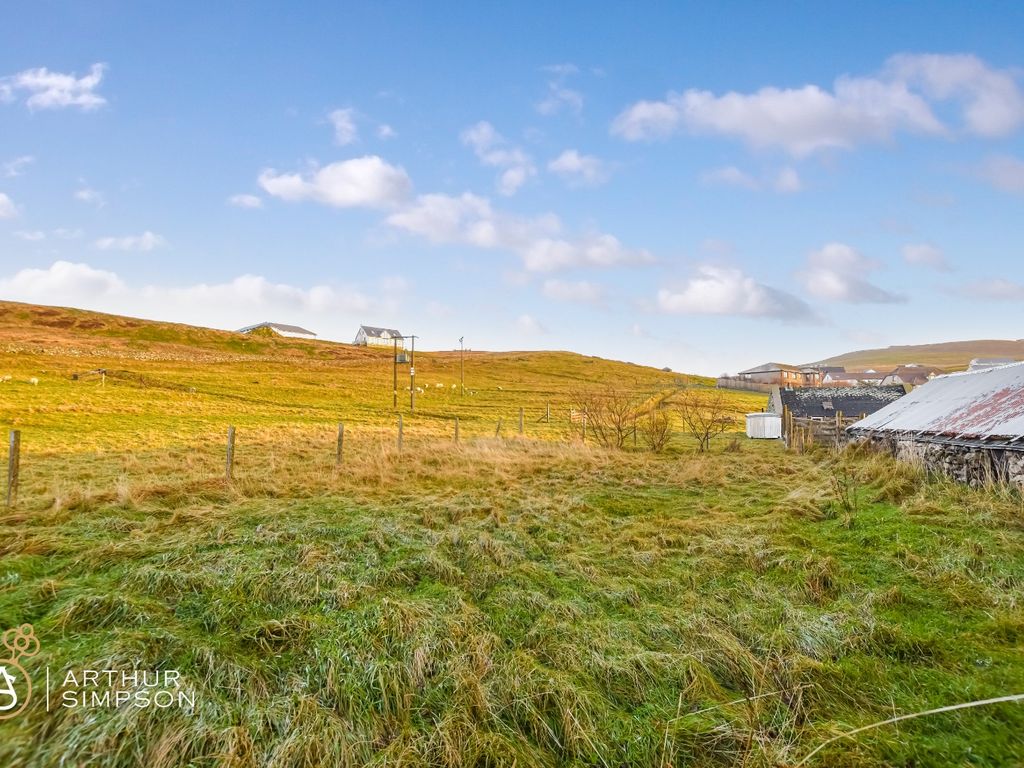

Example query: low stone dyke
[854,434,1024,488]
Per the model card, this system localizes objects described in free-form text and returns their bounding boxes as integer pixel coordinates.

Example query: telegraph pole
[408,334,418,412]
[459,336,465,396]
[392,337,398,409]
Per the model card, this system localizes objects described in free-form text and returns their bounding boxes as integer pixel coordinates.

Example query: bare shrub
[675,387,735,452]
[638,408,671,452]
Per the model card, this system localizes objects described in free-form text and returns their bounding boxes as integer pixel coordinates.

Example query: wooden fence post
[225,426,236,481]
[582,414,587,443]
[495,418,503,438]
[454,416,460,444]
[518,407,524,435]
[398,415,403,453]
[6,430,20,508]
[336,422,344,468]
[545,402,551,423]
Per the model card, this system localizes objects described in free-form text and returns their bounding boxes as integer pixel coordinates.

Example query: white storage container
[746,412,782,439]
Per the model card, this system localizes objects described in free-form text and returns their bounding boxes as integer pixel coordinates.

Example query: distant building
[968,357,1020,372]
[880,364,945,387]
[354,325,404,348]
[821,368,885,386]
[237,322,316,339]
[736,362,819,387]
[770,385,906,419]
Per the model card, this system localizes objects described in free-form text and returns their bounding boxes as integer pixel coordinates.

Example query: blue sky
[2,2,1023,374]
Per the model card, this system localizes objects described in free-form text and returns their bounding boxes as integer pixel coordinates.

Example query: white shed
[746,412,782,439]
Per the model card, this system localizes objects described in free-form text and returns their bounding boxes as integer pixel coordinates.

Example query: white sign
[409,367,415,375]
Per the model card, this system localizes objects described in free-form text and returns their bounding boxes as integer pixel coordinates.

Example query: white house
[237,322,317,339]
[354,325,404,348]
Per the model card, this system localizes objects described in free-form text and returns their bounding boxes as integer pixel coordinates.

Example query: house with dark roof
[770,385,907,420]
[237,322,316,339]
[354,325,404,348]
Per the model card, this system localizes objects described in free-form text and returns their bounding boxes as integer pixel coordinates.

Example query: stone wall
[856,434,1024,488]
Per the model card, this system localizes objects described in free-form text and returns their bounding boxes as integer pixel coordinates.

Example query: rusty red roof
[849,362,1024,441]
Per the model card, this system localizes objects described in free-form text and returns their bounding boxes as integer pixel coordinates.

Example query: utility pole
[408,334,418,412]
[392,337,398,409]
[460,336,465,396]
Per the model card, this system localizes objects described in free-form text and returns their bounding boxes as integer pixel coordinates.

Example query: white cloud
[798,242,904,303]
[902,243,950,271]
[541,278,605,304]
[548,149,609,186]
[0,261,405,329]
[701,166,759,190]
[377,124,397,139]
[460,121,536,195]
[151,274,375,314]
[258,156,412,209]
[227,193,263,209]
[536,63,584,115]
[328,108,358,145]
[958,278,1024,301]
[977,155,1024,194]
[885,53,1024,137]
[94,231,167,251]
[2,156,34,178]
[542,63,579,77]
[74,185,105,207]
[12,228,83,241]
[657,266,813,320]
[386,191,651,272]
[612,53,1024,155]
[0,63,107,111]
[0,260,124,301]
[774,166,802,193]
[700,165,802,193]
[0,193,19,218]
[516,314,547,334]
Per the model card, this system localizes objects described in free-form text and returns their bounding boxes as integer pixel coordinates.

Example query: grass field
[1,301,1023,767]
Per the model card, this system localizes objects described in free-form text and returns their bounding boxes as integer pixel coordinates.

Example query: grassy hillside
[1,300,741,454]
[1,301,1022,767]
[813,338,1024,372]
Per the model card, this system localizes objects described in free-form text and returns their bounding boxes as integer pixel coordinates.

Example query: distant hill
[812,339,1024,372]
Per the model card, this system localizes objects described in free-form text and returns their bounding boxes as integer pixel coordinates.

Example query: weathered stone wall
[855,435,1024,488]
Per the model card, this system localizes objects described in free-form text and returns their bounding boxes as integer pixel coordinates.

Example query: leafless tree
[569,386,643,449]
[675,387,735,452]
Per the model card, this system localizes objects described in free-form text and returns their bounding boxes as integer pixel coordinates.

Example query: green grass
[1,302,1022,767]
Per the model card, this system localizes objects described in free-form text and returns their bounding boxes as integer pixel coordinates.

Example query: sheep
[435,383,443,389]
[29,377,39,386]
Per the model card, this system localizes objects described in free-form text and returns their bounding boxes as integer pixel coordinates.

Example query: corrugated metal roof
[849,362,1024,440]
